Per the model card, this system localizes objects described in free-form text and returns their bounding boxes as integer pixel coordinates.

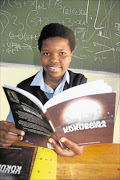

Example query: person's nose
[49,54,59,63]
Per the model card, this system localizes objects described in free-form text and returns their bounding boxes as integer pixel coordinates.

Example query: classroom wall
[0,63,120,144]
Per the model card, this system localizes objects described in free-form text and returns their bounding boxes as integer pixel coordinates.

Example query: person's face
[40,37,73,80]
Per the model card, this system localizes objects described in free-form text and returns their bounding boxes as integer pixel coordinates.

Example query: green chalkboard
[0,0,120,73]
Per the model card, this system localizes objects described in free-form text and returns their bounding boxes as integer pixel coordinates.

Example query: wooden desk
[15,142,120,179]
[57,144,120,180]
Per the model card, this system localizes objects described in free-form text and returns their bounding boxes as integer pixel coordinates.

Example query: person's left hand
[48,137,85,157]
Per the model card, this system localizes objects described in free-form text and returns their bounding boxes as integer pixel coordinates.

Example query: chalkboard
[0,0,120,73]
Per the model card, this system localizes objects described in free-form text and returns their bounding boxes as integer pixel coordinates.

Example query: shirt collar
[30,68,70,87]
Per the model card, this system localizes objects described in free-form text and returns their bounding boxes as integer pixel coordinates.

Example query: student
[0,23,87,157]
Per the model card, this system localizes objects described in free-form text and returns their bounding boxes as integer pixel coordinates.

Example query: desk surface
[57,144,120,180]
[15,143,120,179]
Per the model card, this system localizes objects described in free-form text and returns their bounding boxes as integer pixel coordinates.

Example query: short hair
[38,23,75,52]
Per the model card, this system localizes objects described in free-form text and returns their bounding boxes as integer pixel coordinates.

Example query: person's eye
[43,52,50,56]
[59,52,66,56]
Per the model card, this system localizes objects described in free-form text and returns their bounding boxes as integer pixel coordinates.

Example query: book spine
[45,112,64,148]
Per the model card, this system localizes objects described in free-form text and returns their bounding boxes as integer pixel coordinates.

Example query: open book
[3,80,116,148]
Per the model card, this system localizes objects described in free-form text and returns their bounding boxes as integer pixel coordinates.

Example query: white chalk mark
[18,22,24,31]
[98,30,110,39]
[35,0,38,9]
[115,23,120,37]
[54,0,62,10]
[93,42,111,49]
[54,0,60,6]
[88,0,118,42]
[94,0,104,30]
[26,10,38,28]
[0,21,4,34]
[115,32,120,37]
[115,23,120,31]
[95,48,115,54]
[86,50,93,53]
[0,0,5,8]
[0,10,11,34]
[72,55,83,59]
[12,15,18,26]
[8,0,14,7]
[116,42,120,46]
[0,10,24,34]
[86,0,89,24]
[74,27,87,39]
[103,0,116,63]
[0,10,11,17]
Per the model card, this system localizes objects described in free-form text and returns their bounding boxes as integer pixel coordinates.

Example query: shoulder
[68,70,87,86]
[17,73,37,90]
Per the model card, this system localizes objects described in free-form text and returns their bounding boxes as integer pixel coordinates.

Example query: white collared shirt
[31,68,69,99]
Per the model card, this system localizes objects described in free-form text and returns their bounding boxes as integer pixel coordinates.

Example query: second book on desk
[3,80,116,148]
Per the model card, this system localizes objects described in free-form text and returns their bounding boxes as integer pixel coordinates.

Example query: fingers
[0,121,25,136]
[48,137,85,157]
[60,137,85,155]
[48,138,70,156]
[0,121,25,147]
[0,143,13,148]
[0,133,23,147]
[0,129,23,142]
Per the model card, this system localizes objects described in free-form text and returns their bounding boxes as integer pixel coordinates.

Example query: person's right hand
[0,121,25,147]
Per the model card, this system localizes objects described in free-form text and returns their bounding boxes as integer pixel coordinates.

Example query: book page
[44,80,112,109]
[3,84,47,113]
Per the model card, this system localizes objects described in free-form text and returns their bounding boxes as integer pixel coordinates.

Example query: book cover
[0,145,35,180]
[3,85,53,148]
[47,92,116,146]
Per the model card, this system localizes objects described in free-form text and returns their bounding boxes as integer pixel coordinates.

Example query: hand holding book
[48,137,85,157]
[0,121,25,147]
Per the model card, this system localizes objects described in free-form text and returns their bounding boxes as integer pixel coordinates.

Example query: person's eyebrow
[41,49,67,51]
[41,49,49,51]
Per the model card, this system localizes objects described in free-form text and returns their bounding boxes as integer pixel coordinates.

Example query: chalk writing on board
[0,10,24,34]
[88,0,118,41]
[98,30,110,39]
[4,42,38,54]
[115,23,120,36]
[116,42,120,53]
[9,32,39,41]
[0,0,119,73]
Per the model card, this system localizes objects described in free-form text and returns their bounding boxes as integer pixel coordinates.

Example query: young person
[0,23,87,157]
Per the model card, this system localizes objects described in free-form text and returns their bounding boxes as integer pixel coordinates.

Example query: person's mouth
[50,67,60,70]
[48,66,61,72]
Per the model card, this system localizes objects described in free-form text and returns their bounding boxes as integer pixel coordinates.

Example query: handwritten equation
[0,0,119,73]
